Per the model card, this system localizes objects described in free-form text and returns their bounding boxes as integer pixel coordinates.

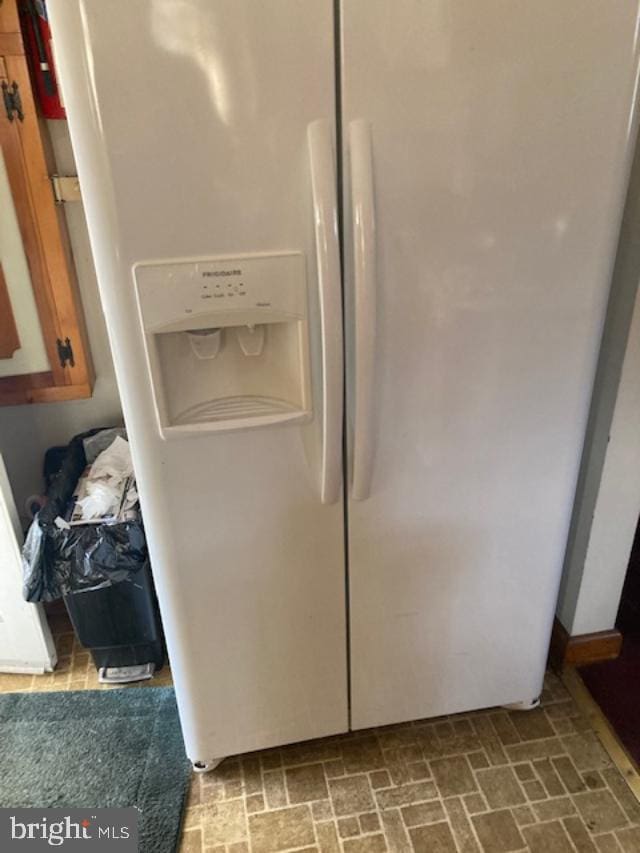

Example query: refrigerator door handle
[308,120,343,505]
[349,119,376,501]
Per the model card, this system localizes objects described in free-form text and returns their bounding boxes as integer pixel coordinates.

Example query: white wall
[0,122,122,519]
[556,134,640,636]
[567,288,640,635]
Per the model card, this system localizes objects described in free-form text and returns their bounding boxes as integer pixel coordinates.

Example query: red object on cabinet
[19,0,66,119]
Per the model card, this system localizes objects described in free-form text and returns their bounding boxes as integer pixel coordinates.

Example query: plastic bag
[76,435,134,521]
[83,427,126,464]
[22,429,149,603]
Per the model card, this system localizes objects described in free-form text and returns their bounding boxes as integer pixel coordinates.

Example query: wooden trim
[0,59,65,385]
[0,261,20,358]
[0,0,21,37]
[22,381,93,404]
[10,49,94,391]
[0,370,53,392]
[0,0,94,406]
[0,371,92,405]
[0,32,22,55]
[548,617,623,671]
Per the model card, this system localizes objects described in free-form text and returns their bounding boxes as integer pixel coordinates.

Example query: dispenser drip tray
[174,395,301,428]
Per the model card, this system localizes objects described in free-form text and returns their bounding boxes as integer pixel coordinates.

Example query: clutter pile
[22,428,147,602]
[21,428,164,684]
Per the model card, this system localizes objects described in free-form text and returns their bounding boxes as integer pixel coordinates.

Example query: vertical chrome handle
[349,119,377,501]
[308,120,343,505]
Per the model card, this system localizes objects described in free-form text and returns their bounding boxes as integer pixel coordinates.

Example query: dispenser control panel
[134,252,306,333]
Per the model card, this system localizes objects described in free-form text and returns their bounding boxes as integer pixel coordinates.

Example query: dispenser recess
[134,253,312,437]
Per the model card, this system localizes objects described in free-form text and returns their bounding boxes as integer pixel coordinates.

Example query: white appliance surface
[49,0,640,761]
[135,252,313,436]
[0,456,56,674]
[342,0,640,728]
[48,0,348,762]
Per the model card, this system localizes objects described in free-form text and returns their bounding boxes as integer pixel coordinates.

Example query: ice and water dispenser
[134,253,312,436]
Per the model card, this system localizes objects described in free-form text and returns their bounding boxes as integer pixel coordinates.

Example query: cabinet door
[0,0,92,404]
[341,0,640,728]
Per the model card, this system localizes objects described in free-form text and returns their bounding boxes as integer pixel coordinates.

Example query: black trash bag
[22,429,149,603]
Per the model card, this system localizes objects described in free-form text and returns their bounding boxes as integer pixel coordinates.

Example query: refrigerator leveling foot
[502,697,541,712]
[192,758,224,773]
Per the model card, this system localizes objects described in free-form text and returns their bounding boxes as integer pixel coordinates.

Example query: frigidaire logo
[201,269,242,277]
[0,808,138,850]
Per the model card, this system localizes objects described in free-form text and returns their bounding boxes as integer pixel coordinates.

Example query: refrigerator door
[341,0,640,728]
[48,0,348,761]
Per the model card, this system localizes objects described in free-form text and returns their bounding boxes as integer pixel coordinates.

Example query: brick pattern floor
[1,623,639,852]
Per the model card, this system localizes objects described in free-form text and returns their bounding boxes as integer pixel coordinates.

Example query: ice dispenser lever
[236,324,265,357]
[187,328,223,359]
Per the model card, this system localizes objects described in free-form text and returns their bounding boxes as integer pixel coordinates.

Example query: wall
[0,122,122,518]
[556,135,640,636]
[570,288,640,634]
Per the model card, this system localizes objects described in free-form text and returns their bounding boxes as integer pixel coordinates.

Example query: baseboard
[548,617,623,670]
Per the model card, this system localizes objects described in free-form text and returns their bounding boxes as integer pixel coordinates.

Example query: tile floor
[1,622,639,853]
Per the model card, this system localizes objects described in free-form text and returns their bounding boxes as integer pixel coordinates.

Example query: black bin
[22,427,165,680]
[64,562,164,672]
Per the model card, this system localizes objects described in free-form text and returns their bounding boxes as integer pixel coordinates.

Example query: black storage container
[22,427,165,681]
[64,563,164,673]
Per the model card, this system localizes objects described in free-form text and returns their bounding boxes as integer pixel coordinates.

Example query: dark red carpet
[579,636,640,768]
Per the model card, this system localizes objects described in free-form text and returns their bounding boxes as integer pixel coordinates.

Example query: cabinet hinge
[51,174,82,204]
[2,80,24,122]
[56,337,75,368]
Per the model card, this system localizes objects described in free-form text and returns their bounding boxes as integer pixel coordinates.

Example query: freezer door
[341,0,640,728]
[48,0,348,761]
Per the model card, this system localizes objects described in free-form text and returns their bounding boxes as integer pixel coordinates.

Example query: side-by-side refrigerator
[49,0,640,768]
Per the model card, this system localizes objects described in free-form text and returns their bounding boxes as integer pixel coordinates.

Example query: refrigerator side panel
[48,0,347,761]
[342,0,640,728]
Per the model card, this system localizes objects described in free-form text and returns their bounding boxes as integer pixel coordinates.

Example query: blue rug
[0,687,190,852]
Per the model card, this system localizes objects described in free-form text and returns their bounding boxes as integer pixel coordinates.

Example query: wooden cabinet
[0,0,93,404]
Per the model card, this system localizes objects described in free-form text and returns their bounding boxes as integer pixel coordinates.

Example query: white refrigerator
[49,0,640,769]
